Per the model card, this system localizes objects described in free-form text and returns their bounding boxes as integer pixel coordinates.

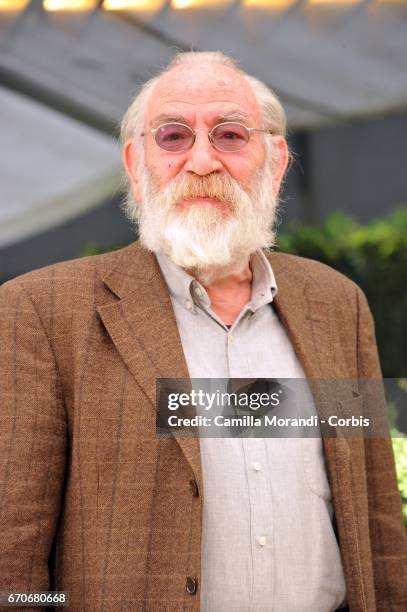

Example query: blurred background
[0,0,406,522]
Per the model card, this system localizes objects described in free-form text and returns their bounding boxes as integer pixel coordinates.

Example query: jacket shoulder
[267,250,362,297]
[0,246,128,298]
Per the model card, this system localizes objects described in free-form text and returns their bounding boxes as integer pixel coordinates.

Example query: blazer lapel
[266,251,340,379]
[266,251,351,422]
[97,242,201,482]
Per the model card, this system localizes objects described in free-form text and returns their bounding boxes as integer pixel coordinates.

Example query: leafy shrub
[81,242,122,256]
[392,431,407,530]
[277,207,407,378]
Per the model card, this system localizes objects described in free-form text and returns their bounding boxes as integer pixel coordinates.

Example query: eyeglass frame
[140,121,274,153]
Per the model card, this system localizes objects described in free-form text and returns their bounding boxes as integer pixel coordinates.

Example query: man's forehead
[146,63,260,125]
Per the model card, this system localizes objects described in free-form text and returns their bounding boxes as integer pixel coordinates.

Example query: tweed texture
[0,241,406,612]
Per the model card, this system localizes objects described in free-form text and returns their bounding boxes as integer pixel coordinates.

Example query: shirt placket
[228,319,274,612]
[242,437,274,612]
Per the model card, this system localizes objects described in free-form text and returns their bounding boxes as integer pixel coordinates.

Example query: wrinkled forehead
[145,62,262,127]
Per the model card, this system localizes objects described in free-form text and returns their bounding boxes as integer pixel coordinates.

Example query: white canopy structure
[0,85,120,248]
[0,1,406,275]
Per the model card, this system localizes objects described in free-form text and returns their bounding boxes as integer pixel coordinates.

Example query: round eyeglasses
[141,122,273,153]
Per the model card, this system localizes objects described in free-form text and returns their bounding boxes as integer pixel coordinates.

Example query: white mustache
[160,172,247,209]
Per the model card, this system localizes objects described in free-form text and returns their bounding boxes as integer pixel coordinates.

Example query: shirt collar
[250,248,278,310]
[155,249,278,314]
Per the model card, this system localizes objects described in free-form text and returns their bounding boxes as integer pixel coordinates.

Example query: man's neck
[203,263,253,326]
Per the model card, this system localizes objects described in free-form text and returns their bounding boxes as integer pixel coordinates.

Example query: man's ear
[123,139,141,203]
[271,136,289,198]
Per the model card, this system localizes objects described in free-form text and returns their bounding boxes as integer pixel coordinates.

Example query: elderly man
[0,51,406,612]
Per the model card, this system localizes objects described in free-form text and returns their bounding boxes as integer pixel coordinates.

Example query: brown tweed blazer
[0,241,406,612]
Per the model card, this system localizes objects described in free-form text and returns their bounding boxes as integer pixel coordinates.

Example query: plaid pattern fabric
[0,241,406,611]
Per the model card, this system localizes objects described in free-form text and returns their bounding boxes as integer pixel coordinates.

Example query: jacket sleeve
[356,286,407,611]
[0,281,67,611]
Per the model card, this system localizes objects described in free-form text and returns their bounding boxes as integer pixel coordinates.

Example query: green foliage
[81,242,122,257]
[392,431,407,530]
[277,207,407,377]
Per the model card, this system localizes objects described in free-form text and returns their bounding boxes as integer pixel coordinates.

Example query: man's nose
[183,130,223,176]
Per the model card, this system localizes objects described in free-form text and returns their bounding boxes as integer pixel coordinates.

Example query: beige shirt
[156,249,346,612]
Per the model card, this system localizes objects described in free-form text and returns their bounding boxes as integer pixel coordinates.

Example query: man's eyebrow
[216,112,251,123]
[151,114,188,127]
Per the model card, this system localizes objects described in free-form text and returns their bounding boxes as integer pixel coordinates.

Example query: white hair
[120,51,290,224]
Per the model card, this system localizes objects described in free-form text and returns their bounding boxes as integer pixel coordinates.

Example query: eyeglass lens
[154,123,250,152]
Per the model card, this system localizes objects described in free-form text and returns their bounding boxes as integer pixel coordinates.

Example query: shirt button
[252,462,262,472]
[185,300,193,310]
[257,536,267,547]
[186,576,198,595]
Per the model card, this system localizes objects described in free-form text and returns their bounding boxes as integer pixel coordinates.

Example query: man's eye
[220,131,243,140]
[215,128,247,141]
[164,131,186,141]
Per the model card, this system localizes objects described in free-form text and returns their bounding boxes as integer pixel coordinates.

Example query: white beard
[128,155,278,285]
